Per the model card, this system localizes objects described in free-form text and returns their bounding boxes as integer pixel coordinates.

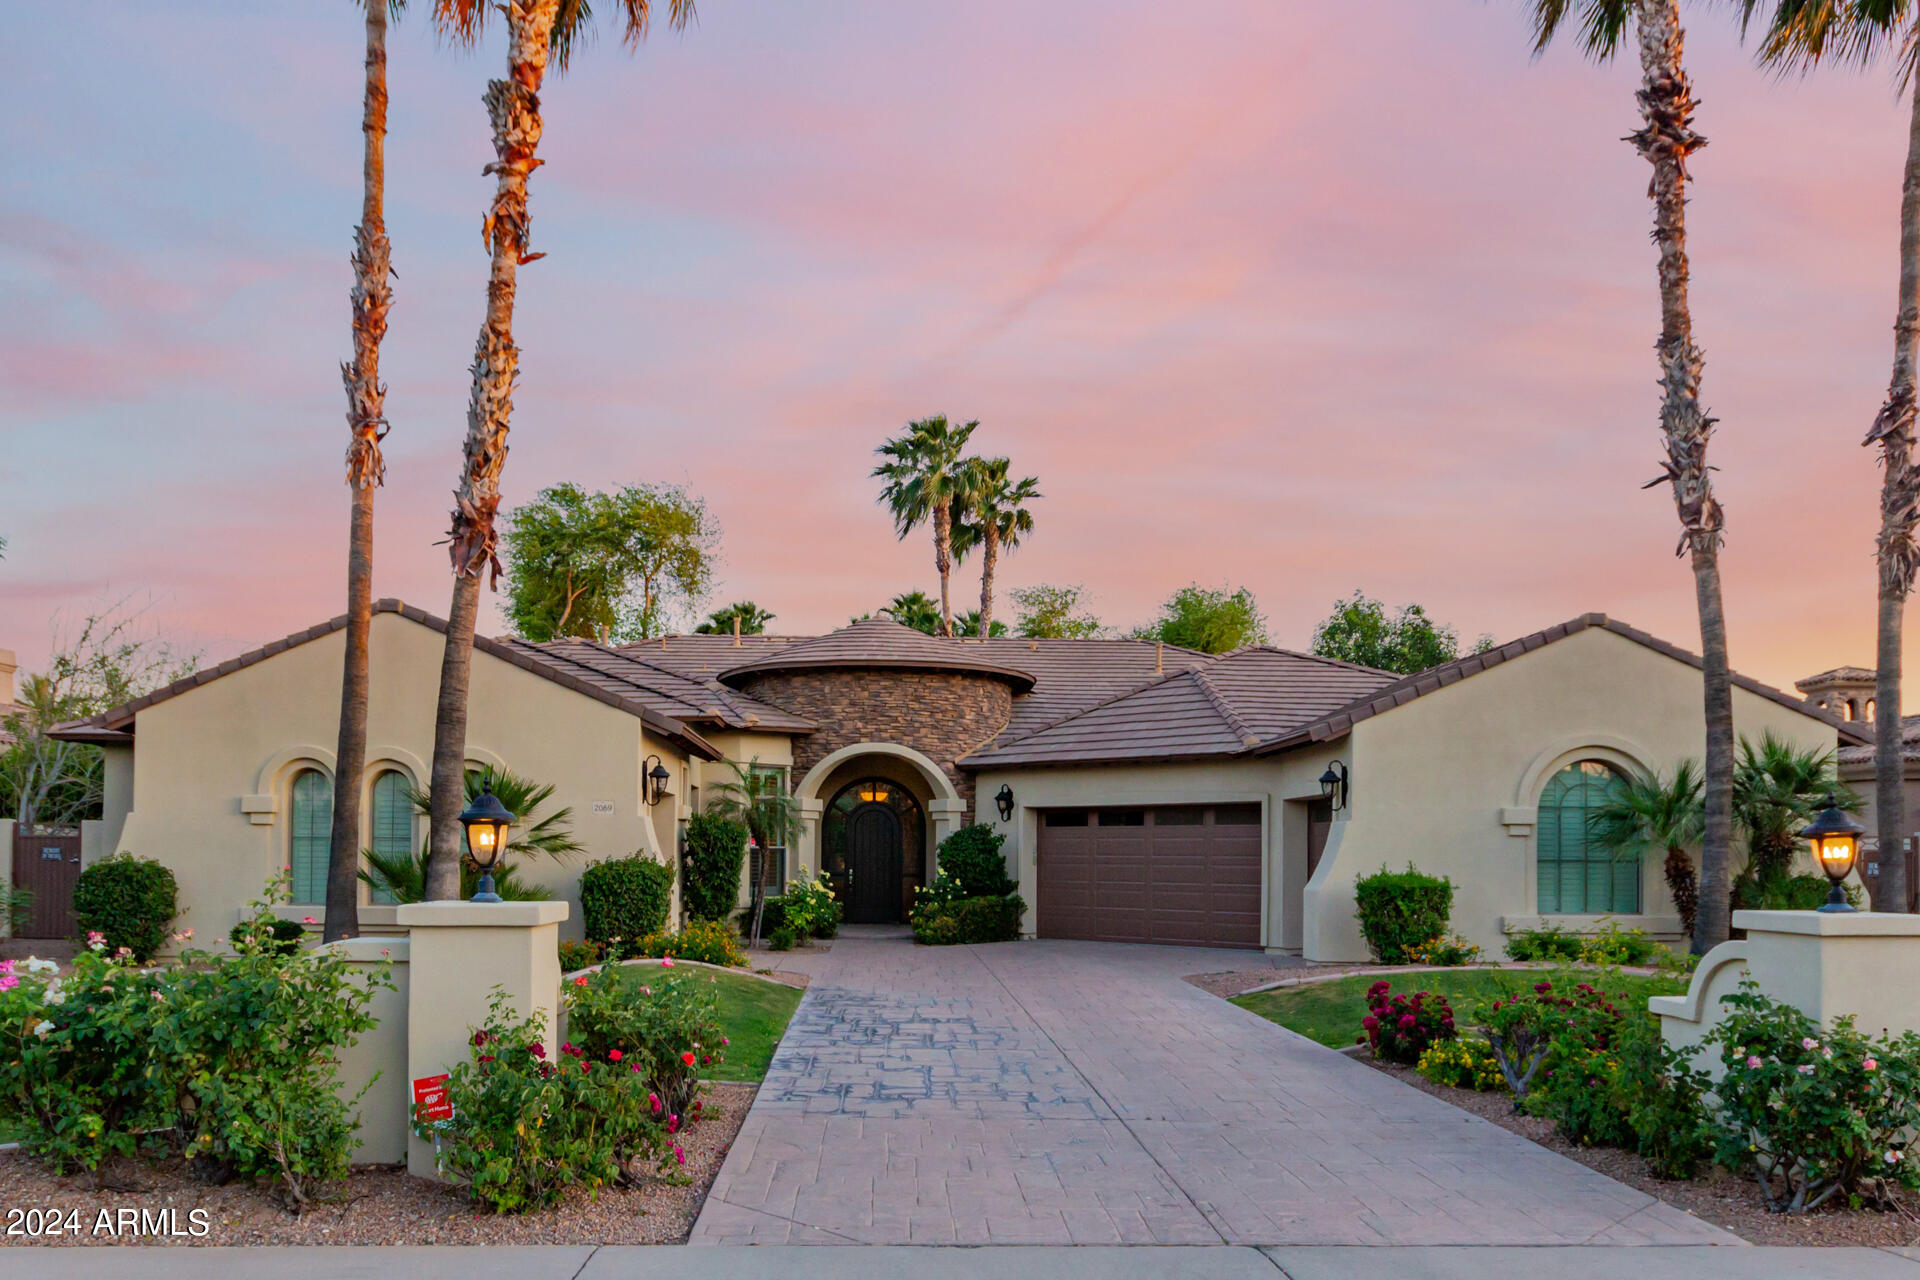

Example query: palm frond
[407,764,584,860]
[1528,0,1635,61]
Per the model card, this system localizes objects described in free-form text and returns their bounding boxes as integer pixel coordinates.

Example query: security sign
[412,1073,452,1123]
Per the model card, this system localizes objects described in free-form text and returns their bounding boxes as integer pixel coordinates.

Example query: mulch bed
[1365,1059,1920,1247]
[0,1081,755,1247]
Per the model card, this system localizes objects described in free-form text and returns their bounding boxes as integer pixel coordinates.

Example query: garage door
[1036,804,1262,948]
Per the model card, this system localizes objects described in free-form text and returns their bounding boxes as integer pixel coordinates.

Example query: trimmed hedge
[682,814,748,922]
[579,856,673,943]
[935,824,1016,898]
[229,916,306,957]
[71,853,178,962]
[911,894,1026,946]
[739,894,843,941]
[1353,865,1453,965]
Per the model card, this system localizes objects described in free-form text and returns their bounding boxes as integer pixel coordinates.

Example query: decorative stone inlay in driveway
[690,935,1737,1247]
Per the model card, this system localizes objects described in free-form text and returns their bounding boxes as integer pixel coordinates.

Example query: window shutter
[289,769,332,904]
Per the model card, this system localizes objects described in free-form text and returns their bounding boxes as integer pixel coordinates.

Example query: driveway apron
[690,935,1734,1247]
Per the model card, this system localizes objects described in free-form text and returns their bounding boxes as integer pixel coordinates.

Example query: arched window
[289,767,332,904]
[367,770,413,904]
[1537,760,1638,914]
[1867,699,1877,723]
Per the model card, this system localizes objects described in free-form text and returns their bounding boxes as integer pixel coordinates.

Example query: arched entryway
[820,778,925,923]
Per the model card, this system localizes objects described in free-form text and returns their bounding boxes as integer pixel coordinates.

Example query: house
[0,647,19,747]
[51,602,1856,960]
[1797,665,1920,901]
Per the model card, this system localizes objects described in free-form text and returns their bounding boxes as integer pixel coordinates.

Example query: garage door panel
[1038,805,1262,947]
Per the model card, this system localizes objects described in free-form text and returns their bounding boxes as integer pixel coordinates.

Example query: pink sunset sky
[1,2,1915,701]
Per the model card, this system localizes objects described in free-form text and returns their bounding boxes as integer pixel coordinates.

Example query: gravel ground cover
[0,1081,755,1247]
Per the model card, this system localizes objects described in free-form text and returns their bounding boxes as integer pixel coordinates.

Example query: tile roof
[48,600,724,761]
[1796,666,1876,692]
[712,615,1038,691]
[515,639,815,733]
[1836,715,1920,766]
[962,648,1395,768]
[1252,613,1868,755]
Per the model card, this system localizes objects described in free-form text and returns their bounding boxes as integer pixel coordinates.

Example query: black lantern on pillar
[995,784,1015,822]
[644,755,672,807]
[1798,793,1864,913]
[1318,761,1349,811]
[460,781,516,903]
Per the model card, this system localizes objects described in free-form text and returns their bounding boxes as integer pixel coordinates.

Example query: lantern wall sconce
[995,784,1015,822]
[1318,761,1350,812]
[643,755,672,807]
[1798,792,1864,913]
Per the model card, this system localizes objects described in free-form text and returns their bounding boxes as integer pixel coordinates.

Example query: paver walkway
[691,933,1734,1246]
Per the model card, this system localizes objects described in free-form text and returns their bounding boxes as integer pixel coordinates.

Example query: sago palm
[326,0,405,943]
[1529,0,1735,952]
[1586,760,1704,936]
[423,0,695,899]
[873,416,980,637]
[1735,0,1919,912]
[954,457,1040,638]
[705,760,801,945]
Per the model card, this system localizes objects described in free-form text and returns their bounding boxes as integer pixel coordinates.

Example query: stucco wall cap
[396,901,569,928]
[315,936,411,962]
[1732,908,1920,937]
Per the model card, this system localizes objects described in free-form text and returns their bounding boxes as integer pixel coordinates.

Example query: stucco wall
[1303,626,1843,962]
[105,610,694,945]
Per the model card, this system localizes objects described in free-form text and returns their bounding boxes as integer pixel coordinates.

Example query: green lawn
[1232,967,1689,1050]
[607,965,803,1083]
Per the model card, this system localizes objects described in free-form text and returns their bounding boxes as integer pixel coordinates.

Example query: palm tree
[325,0,404,944]
[410,765,585,860]
[1587,761,1705,937]
[705,760,801,945]
[695,601,775,635]
[873,416,979,637]
[1529,0,1733,953]
[1731,731,1858,887]
[359,848,555,903]
[956,610,1008,638]
[422,0,695,900]
[884,590,942,635]
[1733,3,1916,912]
[954,457,1040,638]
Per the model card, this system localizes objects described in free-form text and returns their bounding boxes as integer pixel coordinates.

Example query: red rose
[682,1051,696,1066]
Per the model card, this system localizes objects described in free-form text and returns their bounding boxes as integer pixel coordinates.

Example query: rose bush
[1360,980,1455,1065]
[563,960,725,1118]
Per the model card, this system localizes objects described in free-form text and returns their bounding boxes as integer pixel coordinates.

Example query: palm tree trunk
[978,524,999,636]
[1630,0,1730,951]
[425,0,561,900]
[934,499,954,637]
[1867,80,1920,915]
[325,0,394,942]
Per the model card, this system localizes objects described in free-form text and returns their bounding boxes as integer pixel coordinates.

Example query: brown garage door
[1036,804,1262,947]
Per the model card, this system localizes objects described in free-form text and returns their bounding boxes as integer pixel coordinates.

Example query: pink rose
[302,916,317,925]
[1746,1056,1762,1069]
[1866,1058,1880,1072]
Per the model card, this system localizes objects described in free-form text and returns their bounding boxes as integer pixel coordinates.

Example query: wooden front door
[845,802,904,924]
[11,826,83,938]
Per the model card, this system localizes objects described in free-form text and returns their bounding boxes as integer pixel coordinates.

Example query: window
[1152,807,1205,826]
[367,770,413,905]
[752,766,790,889]
[289,767,332,904]
[1213,804,1261,826]
[1043,809,1089,827]
[1537,760,1638,914]
[1097,810,1146,827]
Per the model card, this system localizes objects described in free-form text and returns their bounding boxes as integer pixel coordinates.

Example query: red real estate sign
[412,1073,452,1123]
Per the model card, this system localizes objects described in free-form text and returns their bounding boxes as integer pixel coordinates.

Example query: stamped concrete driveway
[691,932,1734,1247]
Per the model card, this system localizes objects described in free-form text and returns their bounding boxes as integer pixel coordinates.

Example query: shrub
[768,926,796,952]
[1733,872,1837,913]
[910,893,1026,946]
[914,869,969,911]
[936,824,1016,897]
[777,873,839,942]
[624,920,745,969]
[1503,926,1583,963]
[564,960,726,1119]
[579,856,673,945]
[1579,923,1662,967]
[1353,866,1453,964]
[1360,980,1456,1064]
[1610,1012,1713,1180]
[230,916,306,957]
[1416,1037,1505,1091]
[558,938,607,972]
[1405,934,1482,966]
[1704,981,1920,1213]
[682,814,749,922]
[1482,979,1594,1099]
[71,853,178,963]
[431,992,672,1213]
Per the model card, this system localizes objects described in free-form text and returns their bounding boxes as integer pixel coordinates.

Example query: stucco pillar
[928,798,969,865]
[1652,909,1920,1076]
[797,798,824,879]
[397,900,567,1180]
[315,935,411,1165]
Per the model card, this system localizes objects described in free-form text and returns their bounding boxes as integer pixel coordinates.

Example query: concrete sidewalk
[5,1246,1920,1280]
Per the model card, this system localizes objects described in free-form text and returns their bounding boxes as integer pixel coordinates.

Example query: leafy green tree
[1587,761,1705,937]
[1733,0,1920,914]
[695,601,774,635]
[1527,0,1735,953]
[705,761,801,945]
[873,416,979,637]
[1131,584,1267,654]
[502,482,718,644]
[1011,584,1104,639]
[1309,591,1491,675]
[953,457,1040,636]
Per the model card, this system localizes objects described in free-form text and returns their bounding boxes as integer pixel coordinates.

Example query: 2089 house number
[7,1206,212,1238]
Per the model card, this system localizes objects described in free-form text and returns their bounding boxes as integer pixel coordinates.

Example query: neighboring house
[1799,665,1920,901]
[0,647,19,748]
[52,604,1854,961]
